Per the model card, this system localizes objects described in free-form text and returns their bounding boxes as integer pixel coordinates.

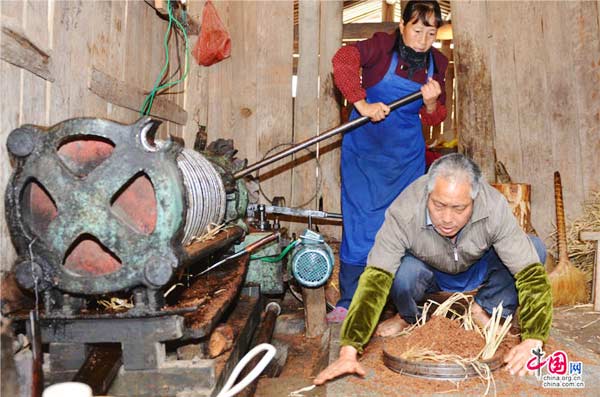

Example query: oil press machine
[4,92,422,396]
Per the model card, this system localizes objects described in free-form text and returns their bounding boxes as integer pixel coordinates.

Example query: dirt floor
[326,332,597,397]
[254,290,600,397]
[255,292,328,397]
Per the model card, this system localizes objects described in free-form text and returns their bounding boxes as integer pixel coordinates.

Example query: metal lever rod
[198,233,279,276]
[247,204,342,220]
[234,90,423,179]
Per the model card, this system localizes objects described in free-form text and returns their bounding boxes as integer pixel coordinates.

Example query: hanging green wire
[250,239,300,263]
[140,0,190,116]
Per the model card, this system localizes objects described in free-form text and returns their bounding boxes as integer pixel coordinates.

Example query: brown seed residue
[176,256,248,330]
[347,333,571,397]
[384,316,486,359]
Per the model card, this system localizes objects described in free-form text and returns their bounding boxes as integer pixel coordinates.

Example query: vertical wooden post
[439,40,454,140]
[291,0,320,221]
[256,1,294,209]
[450,1,495,180]
[154,0,166,14]
[318,0,343,240]
[399,0,410,18]
[182,2,208,149]
[302,287,327,337]
[580,232,600,312]
[382,0,395,22]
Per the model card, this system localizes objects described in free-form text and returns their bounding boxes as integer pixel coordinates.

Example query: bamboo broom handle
[554,171,569,262]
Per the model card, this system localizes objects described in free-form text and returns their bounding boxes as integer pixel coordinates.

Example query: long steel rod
[30,310,43,397]
[234,90,423,179]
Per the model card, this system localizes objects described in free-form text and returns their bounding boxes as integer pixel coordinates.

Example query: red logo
[527,350,568,375]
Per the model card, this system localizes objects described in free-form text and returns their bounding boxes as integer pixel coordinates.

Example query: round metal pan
[382,347,504,380]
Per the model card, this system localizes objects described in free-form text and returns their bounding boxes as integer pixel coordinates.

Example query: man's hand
[313,345,366,385]
[354,100,390,122]
[504,338,543,376]
[421,78,441,113]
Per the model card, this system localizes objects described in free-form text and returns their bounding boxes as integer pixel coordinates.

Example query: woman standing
[327,1,448,323]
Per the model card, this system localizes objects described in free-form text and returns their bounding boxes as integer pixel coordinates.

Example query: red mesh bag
[192,1,231,66]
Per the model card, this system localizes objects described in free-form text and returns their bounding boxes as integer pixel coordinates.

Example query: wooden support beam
[149,0,201,35]
[296,22,399,55]
[88,66,188,125]
[317,0,343,240]
[580,231,600,312]
[302,287,327,338]
[236,302,280,397]
[208,324,236,358]
[73,344,122,396]
[342,22,397,41]
[382,0,395,22]
[154,0,166,13]
[451,0,495,180]
[291,0,320,213]
[0,16,54,81]
[438,40,454,138]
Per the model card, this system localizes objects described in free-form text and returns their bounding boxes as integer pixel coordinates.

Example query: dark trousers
[390,235,547,324]
[336,262,365,309]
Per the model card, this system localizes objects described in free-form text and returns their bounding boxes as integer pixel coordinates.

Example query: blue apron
[340,52,432,266]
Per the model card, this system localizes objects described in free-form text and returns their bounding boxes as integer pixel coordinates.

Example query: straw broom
[548,171,588,306]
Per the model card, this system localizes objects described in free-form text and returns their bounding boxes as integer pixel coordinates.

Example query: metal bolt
[143,257,174,288]
[14,260,47,290]
[7,127,37,157]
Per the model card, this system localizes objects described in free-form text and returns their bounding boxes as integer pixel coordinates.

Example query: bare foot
[375,314,410,337]
[471,302,491,329]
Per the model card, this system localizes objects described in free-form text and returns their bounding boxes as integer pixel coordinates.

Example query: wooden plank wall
[452,0,600,241]
[201,0,294,202]
[1,0,343,274]
[0,0,184,272]
[197,0,343,239]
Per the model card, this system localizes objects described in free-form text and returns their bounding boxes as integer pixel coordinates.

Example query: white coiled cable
[216,343,277,397]
[177,149,226,244]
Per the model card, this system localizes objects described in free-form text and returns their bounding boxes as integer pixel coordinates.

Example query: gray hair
[426,153,482,199]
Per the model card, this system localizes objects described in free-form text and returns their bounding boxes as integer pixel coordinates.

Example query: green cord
[140,7,172,115]
[140,0,190,116]
[250,240,300,263]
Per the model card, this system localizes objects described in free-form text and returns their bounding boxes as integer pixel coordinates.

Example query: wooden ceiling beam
[343,22,398,41]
